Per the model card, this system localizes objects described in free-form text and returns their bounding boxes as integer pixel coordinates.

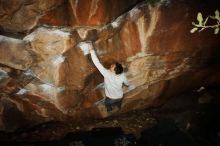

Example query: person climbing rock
[88,43,129,112]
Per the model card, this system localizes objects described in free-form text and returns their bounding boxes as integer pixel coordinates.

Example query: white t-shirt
[90,50,129,99]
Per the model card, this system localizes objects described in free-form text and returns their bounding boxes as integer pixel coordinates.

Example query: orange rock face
[67,0,144,26]
[40,0,144,26]
[0,0,143,32]
[0,0,220,131]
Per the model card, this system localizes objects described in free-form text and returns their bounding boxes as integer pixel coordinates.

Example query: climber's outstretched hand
[88,42,94,53]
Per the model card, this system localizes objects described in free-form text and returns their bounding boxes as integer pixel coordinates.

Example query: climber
[88,43,129,112]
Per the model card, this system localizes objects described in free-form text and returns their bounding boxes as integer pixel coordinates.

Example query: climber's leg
[113,99,123,110]
[104,97,113,112]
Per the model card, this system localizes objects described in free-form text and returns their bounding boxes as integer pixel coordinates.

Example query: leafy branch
[190,10,220,34]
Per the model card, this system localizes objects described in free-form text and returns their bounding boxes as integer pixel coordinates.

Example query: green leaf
[215,10,219,17]
[214,27,219,34]
[197,12,203,26]
[190,27,198,33]
[210,16,216,19]
[215,10,220,21]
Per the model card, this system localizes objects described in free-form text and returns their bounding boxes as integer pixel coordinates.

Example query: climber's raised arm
[89,45,109,77]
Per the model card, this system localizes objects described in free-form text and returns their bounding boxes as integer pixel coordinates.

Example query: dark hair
[114,62,123,74]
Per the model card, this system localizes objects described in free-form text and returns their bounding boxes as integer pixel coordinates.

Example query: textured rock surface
[0,0,64,32]
[67,0,144,26]
[0,35,33,70]
[0,0,143,33]
[0,0,220,131]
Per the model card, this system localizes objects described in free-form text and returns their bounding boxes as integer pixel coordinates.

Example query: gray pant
[105,97,122,112]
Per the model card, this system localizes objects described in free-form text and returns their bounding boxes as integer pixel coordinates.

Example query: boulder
[0,0,220,131]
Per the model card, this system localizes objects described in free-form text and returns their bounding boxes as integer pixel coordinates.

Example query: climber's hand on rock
[89,46,93,52]
[88,42,94,51]
[78,42,93,55]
